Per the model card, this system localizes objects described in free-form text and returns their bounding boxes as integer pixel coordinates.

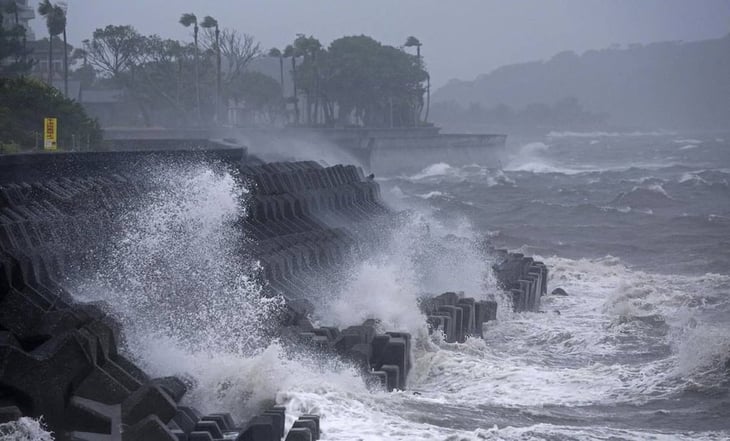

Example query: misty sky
[31,0,730,87]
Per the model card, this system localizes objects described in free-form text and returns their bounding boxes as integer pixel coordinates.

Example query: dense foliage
[0,77,101,150]
[290,34,428,127]
[82,24,269,127]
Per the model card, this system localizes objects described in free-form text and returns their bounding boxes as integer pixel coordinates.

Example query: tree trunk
[425,75,430,124]
[48,36,53,85]
[292,56,299,125]
[278,56,284,94]
[63,28,68,97]
[215,26,221,124]
[194,25,201,122]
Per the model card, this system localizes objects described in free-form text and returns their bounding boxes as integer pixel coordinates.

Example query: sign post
[43,117,57,151]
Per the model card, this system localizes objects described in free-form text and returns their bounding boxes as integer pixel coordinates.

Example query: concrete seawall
[0,149,545,440]
[101,127,507,175]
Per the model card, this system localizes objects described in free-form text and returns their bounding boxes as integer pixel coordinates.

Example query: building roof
[27,37,73,56]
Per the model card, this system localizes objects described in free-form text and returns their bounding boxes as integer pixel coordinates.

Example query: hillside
[432,33,730,131]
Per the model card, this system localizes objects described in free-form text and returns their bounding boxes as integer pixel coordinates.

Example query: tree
[283,44,300,124]
[404,36,421,59]
[83,25,143,80]
[0,76,101,150]
[268,47,284,95]
[291,34,322,125]
[404,35,428,123]
[322,35,427,127]
[201,27,260,123]
[179,13,200,120]
[200,15,220,123]
[37,0,66,86]
[229,71,283,124]
[58,2,69,97]
[0,2,34,77]
[203,28,260,84]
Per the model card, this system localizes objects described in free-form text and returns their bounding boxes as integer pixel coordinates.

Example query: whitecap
[673,138,702,144]
[416,191,445,199]
[408,162,461,180]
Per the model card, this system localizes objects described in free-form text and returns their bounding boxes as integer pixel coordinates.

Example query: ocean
[370,131,730,440]
[6,131,729,440]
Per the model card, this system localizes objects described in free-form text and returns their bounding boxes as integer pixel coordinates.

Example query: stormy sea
[7,132,729,441]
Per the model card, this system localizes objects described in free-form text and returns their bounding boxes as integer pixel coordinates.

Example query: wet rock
[551,288,569,296]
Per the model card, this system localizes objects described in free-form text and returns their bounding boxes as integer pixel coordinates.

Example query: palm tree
[268,48,284,95]
[4,1,28,60]
[179,13,201,120]
[58,2,69,97]
[38,0,66,88]
[405,36,427,125]
[283,44,299,125]
[404,36,421,60]
[293,35,322,125]
[201,15,221,124]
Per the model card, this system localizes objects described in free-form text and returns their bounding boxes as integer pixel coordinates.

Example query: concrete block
[261,410,284,440]
[285,427,312,441]
[237,415,274,441]
[202,413,235,431]
[380,364,400,391]
[172,409,198,434]
[187,431,214,441]
[299,415,320,440]
[153,377,188,403]
[121,384,177,425]
[122,415,177,441]
[292,419,317,439]
[193,420,223,439]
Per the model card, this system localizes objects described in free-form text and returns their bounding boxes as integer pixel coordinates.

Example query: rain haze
[33,0,730,86]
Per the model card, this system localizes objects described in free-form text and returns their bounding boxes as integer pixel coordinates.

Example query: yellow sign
[44,117,57,150]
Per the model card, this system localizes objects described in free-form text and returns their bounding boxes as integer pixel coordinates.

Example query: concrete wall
[101,127,507,175]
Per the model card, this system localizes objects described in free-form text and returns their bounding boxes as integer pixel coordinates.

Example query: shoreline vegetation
[1,1,435,152]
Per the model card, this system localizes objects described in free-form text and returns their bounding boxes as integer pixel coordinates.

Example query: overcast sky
[31,0,730,87]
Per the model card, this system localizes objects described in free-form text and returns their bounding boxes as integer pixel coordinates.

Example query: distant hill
[432,34,730,131]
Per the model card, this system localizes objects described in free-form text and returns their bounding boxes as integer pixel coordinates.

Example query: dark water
[368,131,730,440]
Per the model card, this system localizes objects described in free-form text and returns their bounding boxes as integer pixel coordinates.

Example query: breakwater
[0,150,546,440]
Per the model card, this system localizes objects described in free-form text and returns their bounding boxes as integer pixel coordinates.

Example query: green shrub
[0,76,102,150]
[0,141,20,154]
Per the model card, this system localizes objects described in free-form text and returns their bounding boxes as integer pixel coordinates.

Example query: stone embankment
[0,151,547,440]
